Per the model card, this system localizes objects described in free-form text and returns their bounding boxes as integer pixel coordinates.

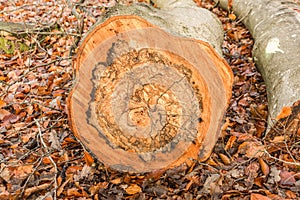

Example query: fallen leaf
[206,158,218,166]
[285,190,297,199]
[270,135,285,143]
[221,117,234,131]
[229,13,237,21]
[238,141,265,158]
[250,193,271,200]
[227,0,233,10]
[42,157,52,165]
[0,76,7,81]
[0,100,7,108]
[79,164,92,180]
[89,182,109,195]
[276,106,291,120]
[270,166,281,182]
[280,170,296,186]
[201,174,220,194]
[84,151,94,166]
[224,135,236,150]
[49,130,61,150]
[13,165,33,179]
[258,158,270,176]
[219,153,231,165]
[0,109,11,120]
[57,178,70,196]
[66,188,82,197]
[254,177,264,188]
[110,177,122,185]
[125,184,142,195]
[24,183,51,198]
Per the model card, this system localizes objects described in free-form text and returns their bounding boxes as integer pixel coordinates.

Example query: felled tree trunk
[68,0,233,172]
[214,0,300,135]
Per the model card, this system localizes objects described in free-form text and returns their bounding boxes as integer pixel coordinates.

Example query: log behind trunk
[214,0,300,131]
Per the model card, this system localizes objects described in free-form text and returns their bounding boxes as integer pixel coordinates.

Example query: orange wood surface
[68,15,233,172]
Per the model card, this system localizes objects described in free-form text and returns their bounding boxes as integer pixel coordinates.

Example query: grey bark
[102,0,224,55]
[214,0,300,128]
[0,21,50,35]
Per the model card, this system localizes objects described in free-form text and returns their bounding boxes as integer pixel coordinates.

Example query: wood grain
[68,16,233,172]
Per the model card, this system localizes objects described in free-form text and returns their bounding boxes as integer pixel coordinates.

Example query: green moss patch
[0,37,29,54]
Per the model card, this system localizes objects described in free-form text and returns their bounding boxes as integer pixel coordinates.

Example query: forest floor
[0,0,299,199]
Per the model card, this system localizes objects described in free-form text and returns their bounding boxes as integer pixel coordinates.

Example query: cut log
[214,0,300,136]
[68,1,233,172]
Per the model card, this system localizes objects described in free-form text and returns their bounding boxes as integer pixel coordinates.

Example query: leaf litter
[0,0,299,199]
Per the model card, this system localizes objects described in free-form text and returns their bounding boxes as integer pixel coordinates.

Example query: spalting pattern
[93,48,203,153]
[69,16,233,171]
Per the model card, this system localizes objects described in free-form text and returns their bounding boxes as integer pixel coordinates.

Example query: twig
[34,119,58,200]
[64,0,85,56]
[30,31,80,37]
[19,157,43,198]
[236,8,252,24]
[264,149,300,167]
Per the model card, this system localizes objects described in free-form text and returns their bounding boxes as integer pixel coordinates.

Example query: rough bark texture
[68,0,233,172]
[102,0,224,55]
[0,21,47,35]
[214,0,300,129]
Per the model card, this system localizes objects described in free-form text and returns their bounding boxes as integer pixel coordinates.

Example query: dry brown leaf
[285,190,297,199]
[79,164,92,180]
[228,13,236,21]
[206,158,218,166]
[250,193,271,200]
[14,122,26,131]
[238,141,265,158]
[89,182,109,195]
[221,117,234,131]
[270,135,285,143]
[0,76,6,81]
[227,0,233,10]
[24,183,51,198]
[42,157,52,165]
[0,167,11,182]
[258,158,270,176]
[0,109,11,120]
[66,188,82,197]
[13,165,33,179]
[49,130,61,150]
[65,165,83,180]
[57,178,70,196]
[270,166,281,182]
[201,174,220,194]
[219,153,231,165]
[57,175,62,187]
[125,184,142,195]
[254,177,264,188]
[0,100,6,108]
[276,106,292,120]
[84,150,94,166]
[110,177,122,185]
[225,135,237,151]
[280,170,296,186]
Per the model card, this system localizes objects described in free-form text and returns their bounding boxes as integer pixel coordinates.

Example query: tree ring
[94,48,202,154]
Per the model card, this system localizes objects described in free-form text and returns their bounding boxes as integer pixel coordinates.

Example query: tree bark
[68,0,233,172]
[0,21,52,35]
[214,0,300,133]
